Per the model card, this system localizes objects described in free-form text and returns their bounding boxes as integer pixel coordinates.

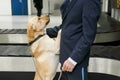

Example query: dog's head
[31,15,50,31]
[27,15,50,43]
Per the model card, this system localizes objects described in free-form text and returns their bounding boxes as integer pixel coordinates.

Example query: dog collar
[28,34,45,46]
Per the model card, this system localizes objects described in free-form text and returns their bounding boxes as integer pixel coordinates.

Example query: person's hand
[62,59,75,72]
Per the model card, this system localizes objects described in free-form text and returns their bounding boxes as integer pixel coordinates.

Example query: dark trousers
[60,66,88,80]
[36,7,42,16]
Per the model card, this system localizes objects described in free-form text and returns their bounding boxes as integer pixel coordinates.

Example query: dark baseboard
[0,72,119,80]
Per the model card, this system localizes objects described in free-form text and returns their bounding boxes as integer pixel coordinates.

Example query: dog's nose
[38,17,41,20]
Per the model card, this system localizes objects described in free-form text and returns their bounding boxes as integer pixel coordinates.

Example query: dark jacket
[47,0,101,67]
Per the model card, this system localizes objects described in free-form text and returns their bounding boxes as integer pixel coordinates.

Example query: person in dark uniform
[33,0,43,16]
[46,0,101,80]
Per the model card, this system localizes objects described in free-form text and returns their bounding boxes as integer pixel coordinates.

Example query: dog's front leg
[45,76,53,80]
[34,57,44,80]
[34,72,42,80]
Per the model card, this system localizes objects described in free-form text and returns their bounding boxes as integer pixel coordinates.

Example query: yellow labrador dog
[27,15,61,80]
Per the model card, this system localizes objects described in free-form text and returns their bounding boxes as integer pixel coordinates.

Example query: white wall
[0,0,62,16]
[0,0,31,15]
[0,0,12,15]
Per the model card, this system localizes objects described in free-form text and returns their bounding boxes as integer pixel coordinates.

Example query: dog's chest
[40,35,56,50]
[37,53,59,63]
[31,35,58,54]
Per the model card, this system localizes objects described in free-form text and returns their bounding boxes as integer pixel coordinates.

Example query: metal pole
[48,0,50,15]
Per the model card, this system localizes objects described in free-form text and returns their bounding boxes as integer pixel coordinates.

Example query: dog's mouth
[38,17,41,20]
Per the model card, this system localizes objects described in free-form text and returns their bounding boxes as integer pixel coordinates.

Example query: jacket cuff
[68,57,77,66]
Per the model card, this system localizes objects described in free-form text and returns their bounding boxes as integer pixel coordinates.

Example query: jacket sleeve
[70,0,101,63]
[46,25,61,38]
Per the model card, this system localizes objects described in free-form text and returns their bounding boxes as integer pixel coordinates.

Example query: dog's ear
[27,22,35,43]
[46,18,50,25]
[45,15,50,25]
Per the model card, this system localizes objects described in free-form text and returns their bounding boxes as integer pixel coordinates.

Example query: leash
[58,71,62,80]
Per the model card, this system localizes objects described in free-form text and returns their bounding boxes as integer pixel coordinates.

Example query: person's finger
[62,63,67,71]
[62,61,70,71]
